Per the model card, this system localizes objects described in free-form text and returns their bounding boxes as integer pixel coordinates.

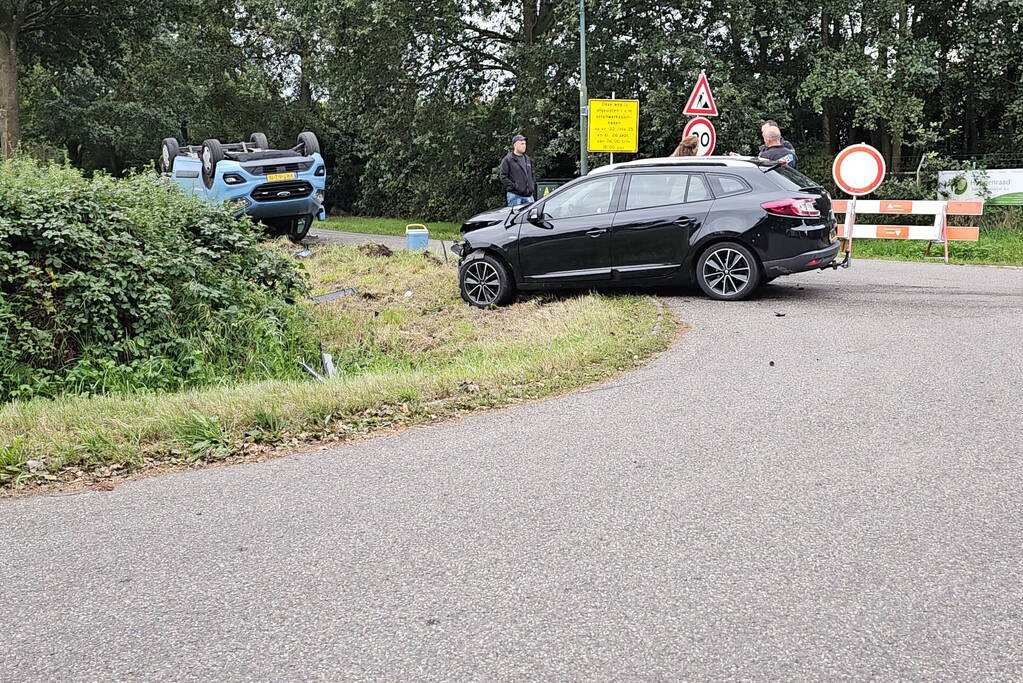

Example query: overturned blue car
[159,132,326,242]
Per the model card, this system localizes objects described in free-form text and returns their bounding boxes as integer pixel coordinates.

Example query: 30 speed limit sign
[683,116,716,156]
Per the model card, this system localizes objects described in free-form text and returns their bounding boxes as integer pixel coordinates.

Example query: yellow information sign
[587,98,640,153]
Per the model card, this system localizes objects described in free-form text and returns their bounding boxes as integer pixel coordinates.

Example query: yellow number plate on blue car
[266,172,295,182]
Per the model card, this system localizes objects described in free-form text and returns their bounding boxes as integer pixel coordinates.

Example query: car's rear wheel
[459,254,515,308]
[159,137,180,174]
[696,242,761,301]
[297,131,320,156]
[200,139,224,189]
[249,132,269,149]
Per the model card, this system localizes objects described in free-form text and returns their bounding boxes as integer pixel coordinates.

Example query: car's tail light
[761,199,821,217]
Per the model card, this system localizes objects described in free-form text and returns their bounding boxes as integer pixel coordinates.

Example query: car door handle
[586,228,608,237]
[673,217,694,227]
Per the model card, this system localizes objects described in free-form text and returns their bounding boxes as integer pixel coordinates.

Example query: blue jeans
[506,192,535,207]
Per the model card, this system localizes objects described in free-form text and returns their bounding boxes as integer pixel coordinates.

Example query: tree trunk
[820,10,833,154]
[890,128,902,173]
[822,107,833,155]
[66,140,82,167]
[0,29,19,159]
[879,127,892,167]
[298,47,313,109]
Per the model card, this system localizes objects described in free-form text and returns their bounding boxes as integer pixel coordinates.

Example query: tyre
[695,241,762,301]
[297,131,320,156]
[201,139,224,189]
[249,132,269,149]
[459,253,515,308]
[159,137,180,174]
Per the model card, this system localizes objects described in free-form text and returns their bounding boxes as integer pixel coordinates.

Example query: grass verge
[322,216,463,241]
[850,228,1023,266]
[0,244,674,495]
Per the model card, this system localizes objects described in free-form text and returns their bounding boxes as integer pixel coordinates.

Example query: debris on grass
[357,242,394,258]
[313,287,359,303]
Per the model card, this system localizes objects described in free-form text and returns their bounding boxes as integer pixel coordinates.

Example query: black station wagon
[452,156,842,307]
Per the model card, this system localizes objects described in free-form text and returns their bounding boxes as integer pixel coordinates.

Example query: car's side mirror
[528,207,552,227]
[528,207,541,222]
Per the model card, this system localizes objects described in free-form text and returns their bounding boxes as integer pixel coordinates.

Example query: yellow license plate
[266,172,295,182]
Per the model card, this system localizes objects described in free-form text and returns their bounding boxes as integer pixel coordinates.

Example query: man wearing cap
[499,134,536,206]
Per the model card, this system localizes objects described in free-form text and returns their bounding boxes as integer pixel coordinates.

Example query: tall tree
[1,0,175,158]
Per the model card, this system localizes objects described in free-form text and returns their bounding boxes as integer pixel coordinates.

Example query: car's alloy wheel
[463,261,501,306]
[696,242,761,301]
[459,254,515,308]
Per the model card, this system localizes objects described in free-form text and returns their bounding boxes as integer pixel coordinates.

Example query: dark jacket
[759,140,798,168]
[500,152,536,196]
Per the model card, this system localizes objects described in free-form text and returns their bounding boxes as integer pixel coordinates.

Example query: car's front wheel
[459,253,515,308]
[696,241,761,301]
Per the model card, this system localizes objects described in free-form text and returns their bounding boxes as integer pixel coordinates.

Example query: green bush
[0,157,315,402]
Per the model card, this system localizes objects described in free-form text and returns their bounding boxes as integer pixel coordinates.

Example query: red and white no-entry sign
[683,116,716,156]
[832,143,886,196]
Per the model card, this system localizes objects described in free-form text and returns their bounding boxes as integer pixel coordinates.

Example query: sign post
[832,143,887,263]
[578,0,588,175]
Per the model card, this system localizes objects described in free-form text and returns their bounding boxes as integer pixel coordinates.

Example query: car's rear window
[708,174,751,198]
[767,165,820,190]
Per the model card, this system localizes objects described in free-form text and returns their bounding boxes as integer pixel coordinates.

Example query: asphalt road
[3,259,1022,681]
[308,227,452,256]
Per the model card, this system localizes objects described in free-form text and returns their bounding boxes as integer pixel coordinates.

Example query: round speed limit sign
[683,116,716,156]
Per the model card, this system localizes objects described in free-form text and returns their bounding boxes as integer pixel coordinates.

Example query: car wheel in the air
[250,132,269,149]
[159,137,180,174]
[200,139,225,189]
[297,131,320,156]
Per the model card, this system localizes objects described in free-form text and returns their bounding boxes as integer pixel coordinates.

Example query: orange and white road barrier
[832,199,983,263]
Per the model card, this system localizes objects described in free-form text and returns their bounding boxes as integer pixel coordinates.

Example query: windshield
[766,164,821,190]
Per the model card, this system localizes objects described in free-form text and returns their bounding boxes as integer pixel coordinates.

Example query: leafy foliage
[0,157,314,401]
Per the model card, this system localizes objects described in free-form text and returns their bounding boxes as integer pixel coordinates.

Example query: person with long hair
[670,135,699,157]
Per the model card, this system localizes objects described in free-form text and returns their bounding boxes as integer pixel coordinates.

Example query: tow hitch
[822,250,851,269]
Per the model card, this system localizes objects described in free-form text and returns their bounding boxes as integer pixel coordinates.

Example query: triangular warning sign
[684,71,718,117]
